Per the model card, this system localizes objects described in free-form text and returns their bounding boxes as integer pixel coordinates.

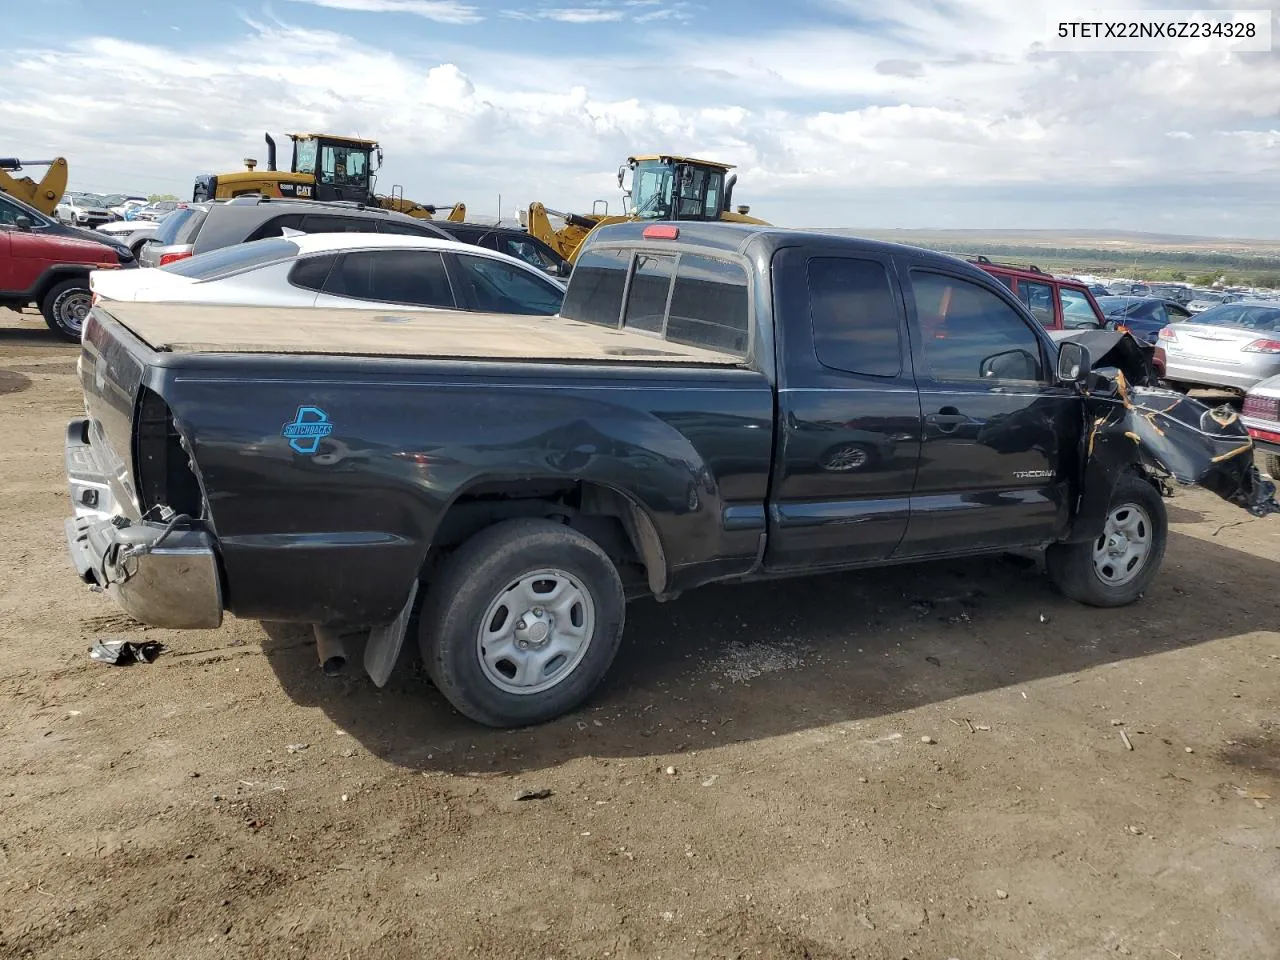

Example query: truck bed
[100,302,744,366]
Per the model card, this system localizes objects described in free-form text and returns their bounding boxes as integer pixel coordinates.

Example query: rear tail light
[158,251,192,267]
[1242,338,1280,354]
[1243,394,1280,421]
[1158,326,1177,341]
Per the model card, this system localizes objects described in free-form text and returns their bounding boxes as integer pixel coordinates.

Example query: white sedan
[90,232,567,316]
[95,219,160,256]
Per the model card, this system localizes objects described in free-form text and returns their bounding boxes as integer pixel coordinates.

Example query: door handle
[926,406,968,432]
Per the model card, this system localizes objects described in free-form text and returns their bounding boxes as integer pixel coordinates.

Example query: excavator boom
[0,157,69,216]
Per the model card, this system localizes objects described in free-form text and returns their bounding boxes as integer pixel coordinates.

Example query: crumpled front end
[1062,330,1279,541]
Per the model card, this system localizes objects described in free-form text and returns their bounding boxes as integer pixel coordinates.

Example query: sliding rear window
[562,246,750,357]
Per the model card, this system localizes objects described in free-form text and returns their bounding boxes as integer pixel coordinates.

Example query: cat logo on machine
[295,184,313,198]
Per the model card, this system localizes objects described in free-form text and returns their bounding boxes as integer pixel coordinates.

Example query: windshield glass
[162,238,301,279]
[1190,304,1280,332]
[318,142,370,190]
[75,193,108,207]
[1193,291,1224,304]
[294,137,318,175]
[628,160,725,220]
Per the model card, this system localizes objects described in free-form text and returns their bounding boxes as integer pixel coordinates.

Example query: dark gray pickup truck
[64,222,1276,726]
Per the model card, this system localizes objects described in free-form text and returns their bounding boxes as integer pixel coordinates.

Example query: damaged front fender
[1061,331,1279,543]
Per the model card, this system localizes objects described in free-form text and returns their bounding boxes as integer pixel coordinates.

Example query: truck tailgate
[79,308,150,519]
[99,302,747,366]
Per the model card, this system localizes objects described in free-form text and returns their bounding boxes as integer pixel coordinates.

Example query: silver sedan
[1157,303,1280,393]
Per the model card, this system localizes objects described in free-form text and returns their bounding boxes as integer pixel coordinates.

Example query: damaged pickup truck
[63,223,1277,727]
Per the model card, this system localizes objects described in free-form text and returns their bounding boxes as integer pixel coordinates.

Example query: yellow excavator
[192,133,466,222]
[524,154,768,263]
[0,156,69,215]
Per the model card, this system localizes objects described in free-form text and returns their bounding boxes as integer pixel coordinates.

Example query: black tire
[40,278,92,343]
[1263,453,1280,480]
[1046,473,1167,607]
[418,518,625,727]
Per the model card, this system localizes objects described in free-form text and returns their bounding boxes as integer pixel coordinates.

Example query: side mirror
[14,215,32,231]
[980,348,1040,380]
[1057,341,1092,383]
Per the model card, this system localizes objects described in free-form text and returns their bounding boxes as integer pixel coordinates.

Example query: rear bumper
[1242,413,1280,459]
[1162,357,1272,392]
[64,418,223,629]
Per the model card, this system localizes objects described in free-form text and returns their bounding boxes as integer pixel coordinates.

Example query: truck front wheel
[1046,473,1167,607]
[418,518,625,727]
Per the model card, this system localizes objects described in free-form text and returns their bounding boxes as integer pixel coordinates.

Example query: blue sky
[6,0,1279,237]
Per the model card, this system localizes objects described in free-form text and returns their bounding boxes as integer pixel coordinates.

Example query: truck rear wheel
[418,518,625,727]
[1046,473,1167,607]
[40,278,92,343]
[1262,453,1280,479]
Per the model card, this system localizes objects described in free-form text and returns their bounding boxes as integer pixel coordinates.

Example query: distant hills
[814,228,1280,257]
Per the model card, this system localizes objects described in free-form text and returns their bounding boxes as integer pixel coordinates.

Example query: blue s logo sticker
[282,406,334,455]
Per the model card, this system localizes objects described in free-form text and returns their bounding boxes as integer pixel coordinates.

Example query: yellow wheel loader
[525,154,767,263]
[192,133,466,222]
[0,156,69,216]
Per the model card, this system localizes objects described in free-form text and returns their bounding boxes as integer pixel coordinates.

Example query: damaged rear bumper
[64,419,223,629]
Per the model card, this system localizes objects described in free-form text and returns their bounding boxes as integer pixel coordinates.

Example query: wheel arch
[425,475,669,598]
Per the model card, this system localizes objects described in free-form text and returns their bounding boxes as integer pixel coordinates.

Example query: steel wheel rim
[475,567,595,695]
[59,291,92,333]
[1092,502,1153,586]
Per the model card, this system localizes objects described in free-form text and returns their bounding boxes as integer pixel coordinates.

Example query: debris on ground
[88,639,163,665]
[1119,730,1134,751]
[285,743,309,753]
[921,736,936,744]
[996,889,1010,900]
[710,640,804,683]
[514,788,553,801]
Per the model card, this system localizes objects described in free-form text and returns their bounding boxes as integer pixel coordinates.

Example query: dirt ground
[1,308,1277,960]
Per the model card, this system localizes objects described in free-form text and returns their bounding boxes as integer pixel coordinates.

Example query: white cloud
[540,8,626,23]
[2,5,1278,235]
[283,0,484,25]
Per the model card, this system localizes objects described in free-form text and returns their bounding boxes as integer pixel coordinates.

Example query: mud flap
[363,580,419,688]
[1066,336,1279,542]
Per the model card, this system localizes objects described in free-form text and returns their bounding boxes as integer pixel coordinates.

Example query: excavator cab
[287,134,382,204]
[621,156,744,221]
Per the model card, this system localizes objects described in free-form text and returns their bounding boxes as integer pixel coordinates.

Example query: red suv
[970,257,1107,332]
[0,191,136,342]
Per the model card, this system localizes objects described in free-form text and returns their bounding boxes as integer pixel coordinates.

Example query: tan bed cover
[103,303,743,366]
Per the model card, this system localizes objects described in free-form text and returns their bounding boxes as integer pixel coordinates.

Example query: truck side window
[561,247,630,327]
[624,254,675,333]
[807,257,901,377]
[912,272,1044,384]
[668,253,749,356]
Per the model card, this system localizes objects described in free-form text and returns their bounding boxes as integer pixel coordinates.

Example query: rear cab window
[562,245,751,357]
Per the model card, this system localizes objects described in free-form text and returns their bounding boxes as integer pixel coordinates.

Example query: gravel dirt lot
[1,309,1277,960]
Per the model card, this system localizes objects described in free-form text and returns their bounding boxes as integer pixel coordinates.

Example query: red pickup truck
[0,191,136,341]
